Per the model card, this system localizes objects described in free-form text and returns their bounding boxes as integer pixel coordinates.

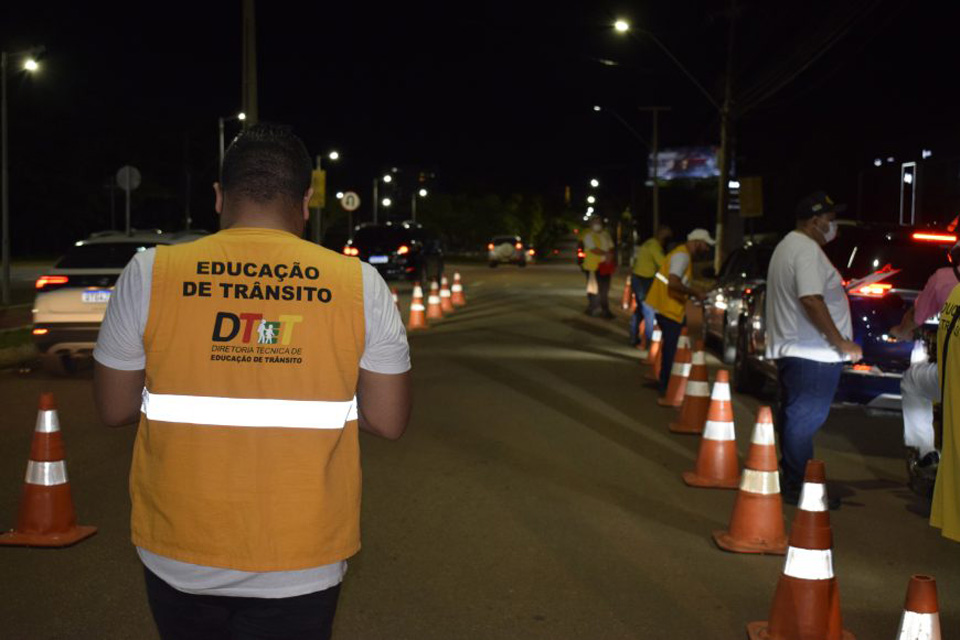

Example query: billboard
[648,147,720,181]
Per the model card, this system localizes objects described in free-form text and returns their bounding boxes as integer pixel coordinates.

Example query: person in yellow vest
[629,224,672,346]
[645,228,714,396]
[933,283,960,542]
[583,215,616,318]
[93,124,412,638]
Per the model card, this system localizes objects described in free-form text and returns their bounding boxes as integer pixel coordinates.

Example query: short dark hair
[220,123,312,205]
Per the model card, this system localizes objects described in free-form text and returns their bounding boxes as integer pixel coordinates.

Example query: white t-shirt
[669,250,691,285]
[764,231,852,362]
[93,248,411,598]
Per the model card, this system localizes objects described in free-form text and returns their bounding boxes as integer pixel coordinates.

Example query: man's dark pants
[775,357,843,495]
[655,313,685,394]
[144,566,341,640]
[585,271,612,314]
[629,275,656,344]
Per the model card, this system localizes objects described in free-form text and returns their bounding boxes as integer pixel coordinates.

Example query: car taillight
[515,242,523,250]
[397,245,410,255]
[853,283,892,297]
[32,328,49,336]
[577,249,585,258]
[342,246,359,256]
[912,232,957,243]
[852,363,873,372]
[528,248,535,256]
[487,243,494,251]
[35,275,69,290]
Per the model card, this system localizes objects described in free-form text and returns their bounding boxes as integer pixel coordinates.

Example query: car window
[353,227,408,246]
[492,236,520,245]
[843,239,948,290]
[55,242,158,269]
[721,248,749,280]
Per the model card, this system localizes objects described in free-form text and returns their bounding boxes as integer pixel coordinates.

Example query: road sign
[308,169,326,209]
[739,176,763,218]
[116,166,141,191]
[341,191,361,212]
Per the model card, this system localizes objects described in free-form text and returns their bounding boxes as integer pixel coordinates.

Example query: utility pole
[241,0,259,126]
[639,106,670,236]
[714,0,737,272]
[372,178,378,224]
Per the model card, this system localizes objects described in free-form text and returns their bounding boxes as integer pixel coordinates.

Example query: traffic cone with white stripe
[451,272,467,307]
[407,284,428,331]
[0,393,97,547]
[713,406,787,554]
[440,276,455,313]
[896,575,940,640]
[747,460,855,640]
[621,278,633,311]
[670,342,710,433]
[682,370,740,489]
[658,330,692,407]
[426,280,444,320]
[645,325,663,379]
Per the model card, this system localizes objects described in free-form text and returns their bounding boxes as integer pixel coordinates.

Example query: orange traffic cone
[645,325,663,380]
[657,330,691,407]
[747,460,855,640]
[896,575,940,640]
[713,406,788,554]
[451,272,467,307]
[0,393,97,547]
[670,343,710,433]
[440,276,455,313]
[682,370,740,489]
[426,280,444,320]
[621,278,633,311]
[407,284,428,331]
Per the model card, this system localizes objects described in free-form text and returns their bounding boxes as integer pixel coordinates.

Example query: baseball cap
[687,228,716,246]
[796,191,847,219]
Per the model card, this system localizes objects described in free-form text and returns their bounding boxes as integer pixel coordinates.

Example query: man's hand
[889,323,913,342]
[835,339,863,362]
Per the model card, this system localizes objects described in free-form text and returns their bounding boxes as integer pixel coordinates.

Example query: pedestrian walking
[890,240,960,486]
[645,228,714,396]
[583,215,616,318]
[92,123,412,639]
[933,277,960,542]
[765,191,861,508]
[629,224,672,346]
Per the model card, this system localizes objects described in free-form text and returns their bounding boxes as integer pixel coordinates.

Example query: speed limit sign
[340,191,361,212]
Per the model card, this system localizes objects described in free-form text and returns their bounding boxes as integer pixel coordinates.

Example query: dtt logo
[212,312,303,345]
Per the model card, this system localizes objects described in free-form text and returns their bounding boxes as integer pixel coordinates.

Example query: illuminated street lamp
[218,111,246,169]
[590,178,600,188]
[336,191,344,200]
[614,19,630,33]
[411,188,428,222]
[587,195,596,204]
[328,150,340,161]
[383,174,393,183]
[2,46,43,306]
[382,198,392,207]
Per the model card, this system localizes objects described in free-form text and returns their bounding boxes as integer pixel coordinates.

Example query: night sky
[2,0,958,254]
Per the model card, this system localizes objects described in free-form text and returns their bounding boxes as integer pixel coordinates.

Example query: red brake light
[528,248,535,256]
[343,246,359,256]
[853,283,892,297]
[852,363,873,372]
[36,275,69,290]
[912,232,957,243]
[32,328,49,336]
[397,245,410,255]
[487,243,494,251]
[515,242,523,250]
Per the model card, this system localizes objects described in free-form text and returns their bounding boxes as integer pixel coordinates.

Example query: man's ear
[303,188,314,222]
[213,182,224,216]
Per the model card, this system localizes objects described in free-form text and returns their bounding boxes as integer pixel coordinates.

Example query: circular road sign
[116,165,142,191]
[340,191,361,212]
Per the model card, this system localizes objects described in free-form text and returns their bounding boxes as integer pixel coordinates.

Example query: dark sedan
[343,222,443,283]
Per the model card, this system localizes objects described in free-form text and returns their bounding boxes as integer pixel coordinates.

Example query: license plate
[369,255,389,265]
[82,290,111,303]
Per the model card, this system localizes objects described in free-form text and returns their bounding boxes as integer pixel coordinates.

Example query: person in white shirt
[765,191,862,507]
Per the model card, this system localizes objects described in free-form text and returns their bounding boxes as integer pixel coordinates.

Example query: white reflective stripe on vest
[798,482,828,512]
[142,389,358,430]
[35,410,60,433]
[897,610,941,640]
[703,420,735,441]
[25,460,68,486]
[711,383,731,402]
[685,381,710,397]
[783,546,834,580]
[740,468,780,495]
[671,362,692,376]
[655,272,670,284]
[751,424,776,446]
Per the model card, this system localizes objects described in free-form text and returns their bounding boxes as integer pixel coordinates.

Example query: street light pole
[372,178,378,224]
[638,106,670,236]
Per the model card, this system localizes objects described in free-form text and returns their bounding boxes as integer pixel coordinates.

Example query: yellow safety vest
[131,227,365,571]
[632,237,664,278]
[645,244,692,323]
[932,283,960,542]
[582,230,611,272]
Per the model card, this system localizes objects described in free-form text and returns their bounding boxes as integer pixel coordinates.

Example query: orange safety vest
[130,227,365,571]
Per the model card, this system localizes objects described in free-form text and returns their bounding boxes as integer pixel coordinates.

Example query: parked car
[732,224,949,411]
[702,239,776,363]
[343,221,443,282]
[32,229,207,373]
[487,235,530,267]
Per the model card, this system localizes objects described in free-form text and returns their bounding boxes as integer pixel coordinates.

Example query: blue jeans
[655,313,685,395]
[775,357,843,493]
[629,275,656,344]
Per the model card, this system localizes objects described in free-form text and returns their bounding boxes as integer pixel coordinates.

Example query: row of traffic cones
[648,333,943,638]
[407,272,467,331]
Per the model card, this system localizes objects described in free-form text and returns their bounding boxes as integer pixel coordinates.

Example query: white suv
[32,229,206,372]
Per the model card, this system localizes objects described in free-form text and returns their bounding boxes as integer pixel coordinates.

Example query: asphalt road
[0,261,955,639]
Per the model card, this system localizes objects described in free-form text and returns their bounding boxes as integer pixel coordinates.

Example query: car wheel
[733,324,764,395]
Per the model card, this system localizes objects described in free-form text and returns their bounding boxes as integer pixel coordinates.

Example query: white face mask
[591,223,602,232]
[818,218,837,244]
